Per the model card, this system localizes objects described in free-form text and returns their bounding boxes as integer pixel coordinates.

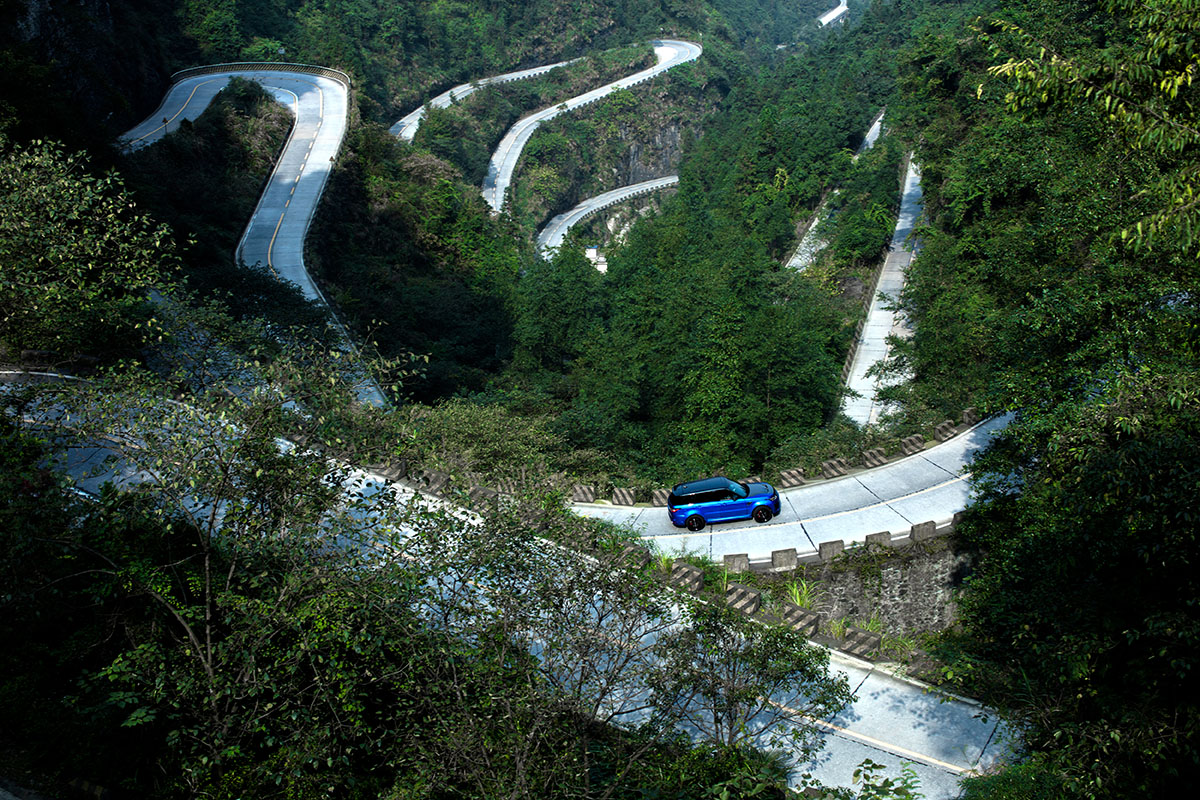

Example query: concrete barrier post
[422,470,450,495]
[819,540,845,562]
[865,531,892,548]
[910,520,937,542]
[771,548,798,571]
[724,553,750,573]
[820,458,850,479]
[670,560,704,593]
[933,420,958,441]
[862,448,888,468]
[842,625,883,658]
[621,544,651,569]
[778,468,805,488]
[725,583,762,615]
[781,602,820,636]
[468,485,498,504]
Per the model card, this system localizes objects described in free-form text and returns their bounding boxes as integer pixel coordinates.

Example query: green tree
[980,0,1200,256]
[887,1,1200,796]
[651,598,853,752]
[0,139,176,358]
[514,247,603,371]
[952,367,1200,799]
[5,353,853,797]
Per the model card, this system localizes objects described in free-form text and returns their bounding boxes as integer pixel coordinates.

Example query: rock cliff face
[4,0,180,140]
[620,121,683,184]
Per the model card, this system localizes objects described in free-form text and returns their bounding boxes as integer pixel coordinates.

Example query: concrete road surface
[482,39,701,213]
[842,161,922,425]
[536,176,679,256]
[573,414,1012,561]
[121,68,384,406]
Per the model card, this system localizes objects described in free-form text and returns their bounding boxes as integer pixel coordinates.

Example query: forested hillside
[882,1,1200,797]
[507,11,905,481]
[2,0,1199,799]
[0,3,896,798]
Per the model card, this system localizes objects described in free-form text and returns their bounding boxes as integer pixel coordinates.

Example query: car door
[720,482,754,522]
[688,490,723,523]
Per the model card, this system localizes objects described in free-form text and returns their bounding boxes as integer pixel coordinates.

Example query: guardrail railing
[170,62,351,89]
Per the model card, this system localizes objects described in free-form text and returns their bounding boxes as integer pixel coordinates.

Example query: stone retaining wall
[707,514,970,658]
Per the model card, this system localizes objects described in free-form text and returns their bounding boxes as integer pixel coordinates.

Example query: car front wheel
[753,506,773,523]
[685,515,705,532]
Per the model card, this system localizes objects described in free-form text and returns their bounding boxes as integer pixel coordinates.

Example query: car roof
[671,476,735,495]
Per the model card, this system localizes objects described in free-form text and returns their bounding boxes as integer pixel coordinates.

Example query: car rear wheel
[753,506,773,523]
[685,515,705,532]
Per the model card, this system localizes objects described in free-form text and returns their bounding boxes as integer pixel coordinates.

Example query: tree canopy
[0,139,176,358]
[885,1,1200,796]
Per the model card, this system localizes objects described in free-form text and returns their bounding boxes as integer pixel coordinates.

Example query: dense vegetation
[0,361,855,799]
[878,1,1200,797]
[4,0,1200,798]
[0,2,889,798]
[80,0,903,480]
[498,5,906,481]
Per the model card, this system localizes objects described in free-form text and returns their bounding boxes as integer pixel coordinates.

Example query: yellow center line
[129,79,217,144]
[256,82,302,273]
[266,211,286,272]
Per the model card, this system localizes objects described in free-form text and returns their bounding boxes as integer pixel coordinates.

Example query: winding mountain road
[4,365,1007,799]
[536,175,679,256]
[122,65,385,406]
[107,36,1012,797]
[123,67,347,310]
[390,58,579,141]
[842,158,921,425]
[481,39,702,213]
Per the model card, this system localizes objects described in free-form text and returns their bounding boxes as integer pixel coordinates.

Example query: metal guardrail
[170,62,351,89]
[574,179,678,223]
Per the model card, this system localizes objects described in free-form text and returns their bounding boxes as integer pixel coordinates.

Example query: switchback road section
[482,39,701,213]
[121,64,385,406]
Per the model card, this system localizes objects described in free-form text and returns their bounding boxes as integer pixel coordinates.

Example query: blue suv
[667,477,781,531]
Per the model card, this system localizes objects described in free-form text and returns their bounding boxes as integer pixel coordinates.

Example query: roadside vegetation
[3,0,1200,799]
[881,1,1200,797]
[0,361,854,799]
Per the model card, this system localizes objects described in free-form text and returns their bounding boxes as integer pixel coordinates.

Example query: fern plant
[782,578,825,609]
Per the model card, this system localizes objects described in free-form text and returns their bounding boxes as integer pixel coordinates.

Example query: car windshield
[732,481,749,498]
